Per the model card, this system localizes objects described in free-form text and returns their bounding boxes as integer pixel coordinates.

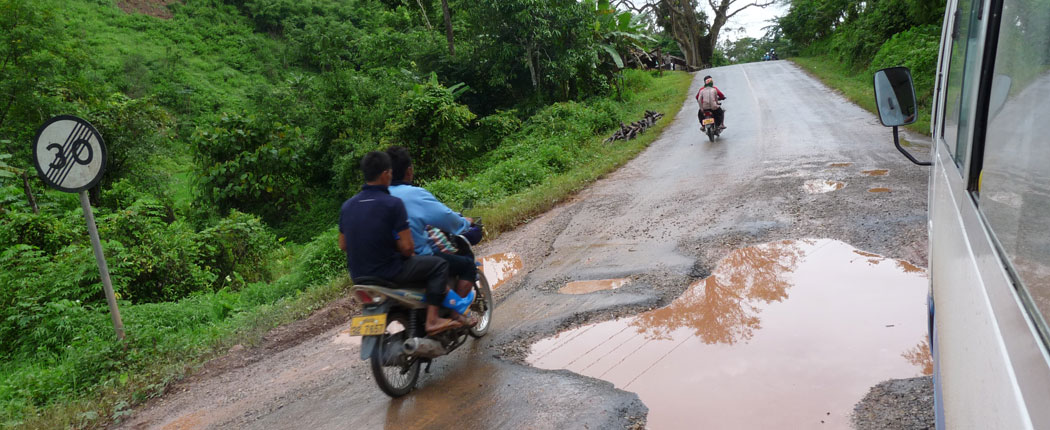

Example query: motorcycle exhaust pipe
[403,337,447,358]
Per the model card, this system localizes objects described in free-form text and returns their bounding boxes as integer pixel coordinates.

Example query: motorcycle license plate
[349,314,387,336]
[702,118,715,125]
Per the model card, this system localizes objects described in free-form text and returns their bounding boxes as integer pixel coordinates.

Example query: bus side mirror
[872,67,930,166]
[873,67,918,127]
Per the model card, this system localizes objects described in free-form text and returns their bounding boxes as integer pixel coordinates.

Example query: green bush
[197,210,276,289]
[869,25,940,105]
[192,112,310,223]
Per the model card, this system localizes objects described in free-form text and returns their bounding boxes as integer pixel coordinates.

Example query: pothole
[559,278,630,295]
[828,162,853,168]
[527,239,928,429]
[861,169,889,176]
[868,187,892,193]
[803,179,846,194]
[478,252,523,289]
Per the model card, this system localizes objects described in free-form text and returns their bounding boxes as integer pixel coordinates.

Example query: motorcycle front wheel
[469,272,494,338]
[370,314,421,397]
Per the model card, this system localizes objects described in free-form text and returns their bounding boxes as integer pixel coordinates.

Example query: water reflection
[559,278,630,295]
[902,338,934,375]
[631,240,807,344]
[478,252,523,289]
[528,239,928,430]
[804,179,846,194]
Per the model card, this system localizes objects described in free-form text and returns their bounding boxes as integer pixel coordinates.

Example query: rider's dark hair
[361,151,391,182]
[703,75,712,80]
[386,146,413,182]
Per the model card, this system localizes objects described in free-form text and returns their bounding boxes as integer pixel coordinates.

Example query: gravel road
[117,61,934,430]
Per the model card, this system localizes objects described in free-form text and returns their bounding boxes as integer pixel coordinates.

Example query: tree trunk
[526,45,539,90]
[21,172,38,214]
[441,0,455,56]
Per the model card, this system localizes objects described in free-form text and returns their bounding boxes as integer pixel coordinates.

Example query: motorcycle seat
[353,276,427,291]
[353,276,396,287]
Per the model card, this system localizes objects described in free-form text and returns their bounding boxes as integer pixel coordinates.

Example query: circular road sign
[32,115,107,193]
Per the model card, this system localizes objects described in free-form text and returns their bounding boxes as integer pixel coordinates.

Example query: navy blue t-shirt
[339,185,410,280]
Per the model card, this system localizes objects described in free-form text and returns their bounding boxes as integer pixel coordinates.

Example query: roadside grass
[4,70,694,429]
[790,56,932,136]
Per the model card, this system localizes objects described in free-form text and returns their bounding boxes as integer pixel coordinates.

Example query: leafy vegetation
[774,0,943,133]
[0,0,691,426]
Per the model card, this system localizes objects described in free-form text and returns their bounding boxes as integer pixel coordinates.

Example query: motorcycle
[701,109,722,142]
[348,229,494,397]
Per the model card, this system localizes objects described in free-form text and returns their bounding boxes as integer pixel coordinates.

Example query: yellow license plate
[349,314,387,336]
[702,118,715,125]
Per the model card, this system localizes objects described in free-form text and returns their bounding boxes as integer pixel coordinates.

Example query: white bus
[872,0,1050,426]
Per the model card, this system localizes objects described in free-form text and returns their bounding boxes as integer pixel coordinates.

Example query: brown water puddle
[527,239,928,429]
[804,179,846,194]
[478,252,523,289]
[829,162,853,168]
[559,278,630,295]
[868,187,892,193]
[861,169,890,176]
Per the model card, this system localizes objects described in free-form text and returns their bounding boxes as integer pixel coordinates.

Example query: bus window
[941,0,983,168]
[978,0,1050,330]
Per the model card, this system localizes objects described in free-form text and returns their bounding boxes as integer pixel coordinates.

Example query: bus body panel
[930,146,1033,429]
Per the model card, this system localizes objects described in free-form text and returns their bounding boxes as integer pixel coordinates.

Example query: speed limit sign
[29,115,123,340]
[32,115,107,193]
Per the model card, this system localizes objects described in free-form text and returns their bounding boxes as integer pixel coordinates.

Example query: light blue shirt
[389,182,471,256]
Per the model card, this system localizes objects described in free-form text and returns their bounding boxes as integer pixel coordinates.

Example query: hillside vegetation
[774,0,944,132]
[0,0,692,427]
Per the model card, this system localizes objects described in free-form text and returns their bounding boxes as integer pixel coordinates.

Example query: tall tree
[441,0,455,55]
[619,0,774,68]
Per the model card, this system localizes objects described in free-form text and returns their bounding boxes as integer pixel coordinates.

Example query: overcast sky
[698,1,789,43]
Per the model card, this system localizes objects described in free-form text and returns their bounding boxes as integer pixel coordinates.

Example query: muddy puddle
[861,169,889,176]
[559,278,630,295]
[828,162,853,168]
[527,239,928,429]
[868,187,892,193]
[478,252,523,289]
[803,179,846,194]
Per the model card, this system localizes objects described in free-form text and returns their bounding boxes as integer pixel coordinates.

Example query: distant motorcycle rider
[696,75,727,130]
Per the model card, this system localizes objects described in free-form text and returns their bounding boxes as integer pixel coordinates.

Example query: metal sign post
[32,115,124,340]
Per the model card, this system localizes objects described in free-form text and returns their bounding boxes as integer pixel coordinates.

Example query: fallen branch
[604,110,665,143]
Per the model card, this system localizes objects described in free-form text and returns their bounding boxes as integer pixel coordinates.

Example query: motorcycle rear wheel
[707,127,716,142]
[370,314,421,397]
[468,272,494,338]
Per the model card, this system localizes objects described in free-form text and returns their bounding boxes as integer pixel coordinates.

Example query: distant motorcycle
[700,109,723,142]
[348,230,494,397]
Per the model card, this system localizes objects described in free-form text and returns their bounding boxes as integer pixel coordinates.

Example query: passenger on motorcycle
[338,151,461,335]
[387,146,481,327]
[696,75,727,130]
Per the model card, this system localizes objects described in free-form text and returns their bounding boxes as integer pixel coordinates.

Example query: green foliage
[386,75,476,178]
[193,113,310,222]
[869,25,940,105]
[196,210,276,289]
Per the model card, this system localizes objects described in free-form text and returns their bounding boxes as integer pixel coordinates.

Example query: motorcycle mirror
[462,198,475,211]
[873,67,918,127]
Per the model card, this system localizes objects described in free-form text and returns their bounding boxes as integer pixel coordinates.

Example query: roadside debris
[605,110,664,143]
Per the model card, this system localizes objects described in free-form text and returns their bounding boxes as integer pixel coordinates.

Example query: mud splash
[869,187,892,193]
[804,179,846,194]
[861,169,889,176]
[478,252,523,289]
[559,278,630,295]
[527,239,928,429]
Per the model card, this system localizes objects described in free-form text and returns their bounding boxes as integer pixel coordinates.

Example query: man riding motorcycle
[696,75,727,130]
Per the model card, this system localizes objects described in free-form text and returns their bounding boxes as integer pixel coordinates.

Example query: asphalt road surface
[119,61,932,430]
